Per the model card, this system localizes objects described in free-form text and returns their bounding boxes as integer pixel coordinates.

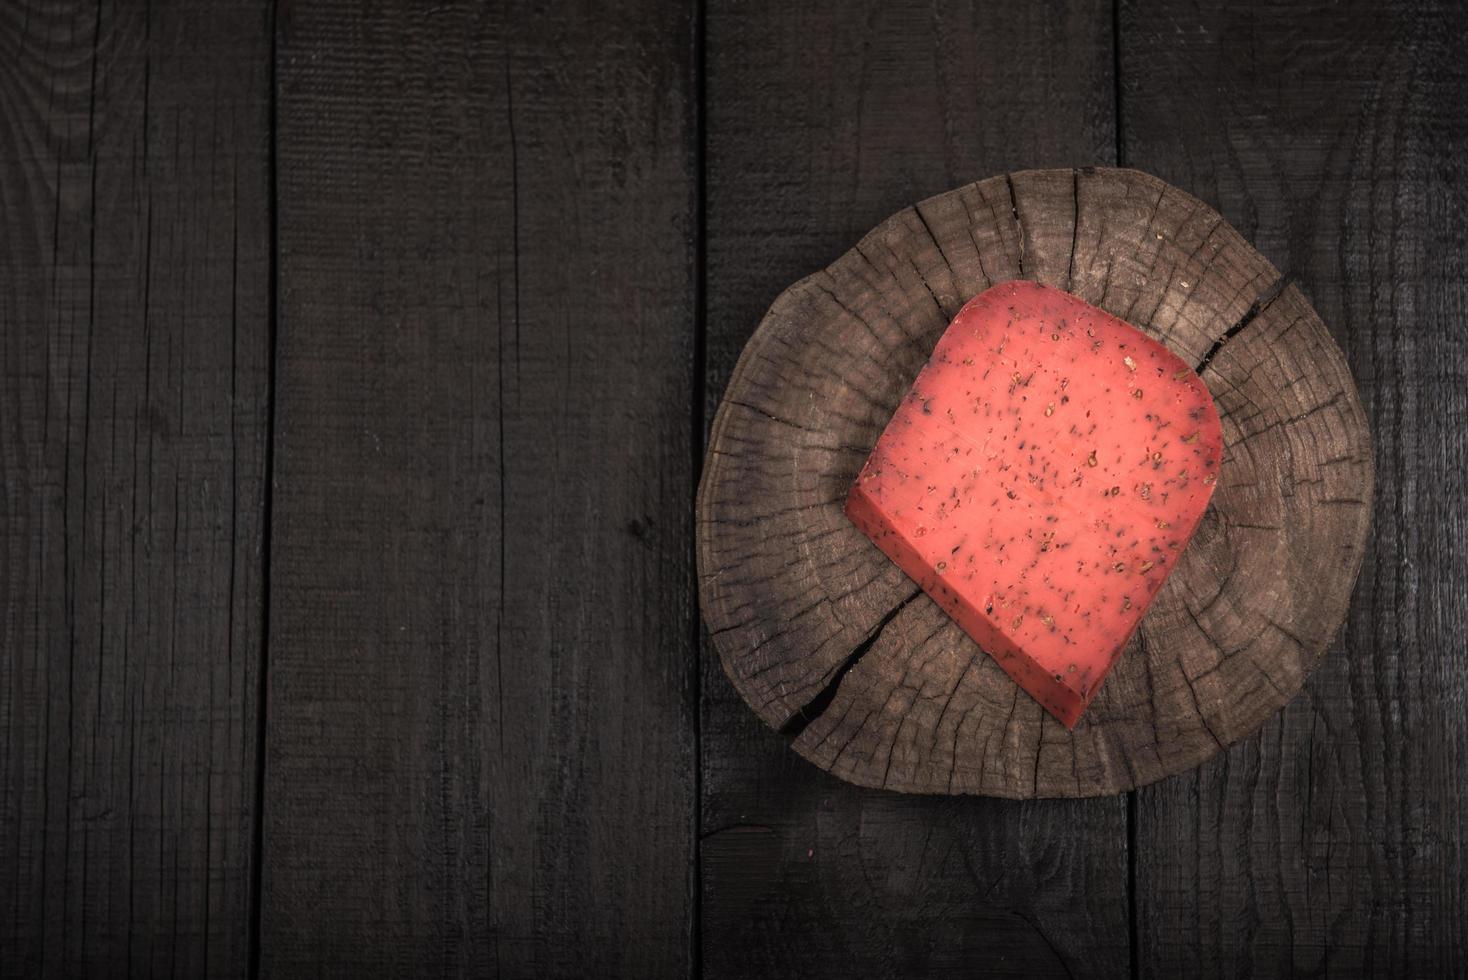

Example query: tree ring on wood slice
[696,168,1373,798]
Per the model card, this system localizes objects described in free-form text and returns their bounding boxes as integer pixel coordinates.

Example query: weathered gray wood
[262,0,697,974]
[699,168,1371,797]
[701,3,1132,975]
[0,1,273,974]
[1122,0,1468,973]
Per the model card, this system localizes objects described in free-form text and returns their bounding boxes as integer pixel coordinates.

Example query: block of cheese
[846,281,1223,727]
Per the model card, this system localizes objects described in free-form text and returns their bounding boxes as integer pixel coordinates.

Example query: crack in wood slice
[697,168,1372,797]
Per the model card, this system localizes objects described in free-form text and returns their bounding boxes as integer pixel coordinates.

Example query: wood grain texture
[0,0,1458,972]
[699,168,1371,797]
[1122,0,1468,974]
[701,3,1131,975]
[262,0,696,974]
[0,1,272,975]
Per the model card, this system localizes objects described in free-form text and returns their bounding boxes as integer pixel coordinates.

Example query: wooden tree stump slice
[697,168,1373,798]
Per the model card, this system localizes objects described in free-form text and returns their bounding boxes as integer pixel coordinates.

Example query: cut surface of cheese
[846,280,1224,727]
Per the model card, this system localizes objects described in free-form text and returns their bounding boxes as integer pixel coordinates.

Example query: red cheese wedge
[846,281,1223,727]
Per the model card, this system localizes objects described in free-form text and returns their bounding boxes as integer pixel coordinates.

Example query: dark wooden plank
[1122,0,1468,974]
[262,1,697,974]
[0,1,273,975]
[701,1,1131,974]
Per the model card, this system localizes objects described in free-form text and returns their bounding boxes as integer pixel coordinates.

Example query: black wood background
[1,1,1464,976]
